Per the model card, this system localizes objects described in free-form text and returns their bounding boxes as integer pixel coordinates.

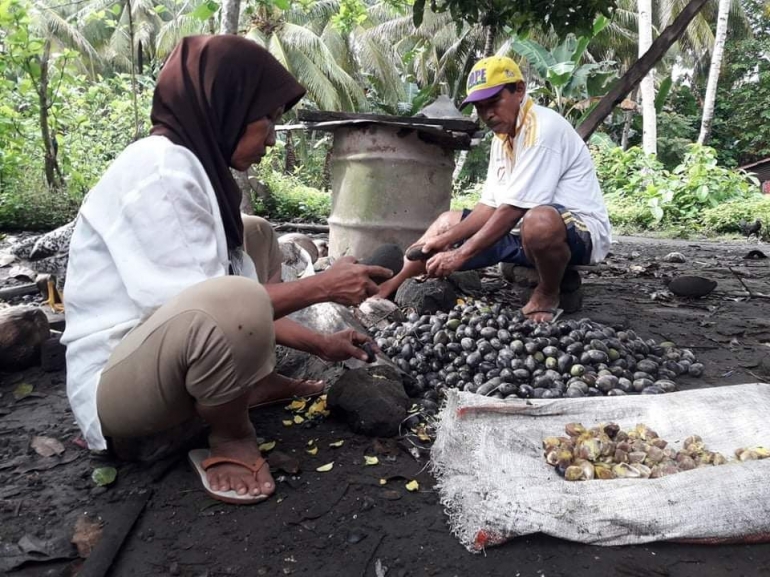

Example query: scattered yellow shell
[546,422,768,481]
[565,423,586,437]
[564,466,585,481]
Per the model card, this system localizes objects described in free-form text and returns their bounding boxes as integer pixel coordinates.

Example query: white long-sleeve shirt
[62,135,257,450]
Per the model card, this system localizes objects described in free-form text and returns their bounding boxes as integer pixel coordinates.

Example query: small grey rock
[0,306,50,371]
[663,252,686,263]
[394,278,457,315]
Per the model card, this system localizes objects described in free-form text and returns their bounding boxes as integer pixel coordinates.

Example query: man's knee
[521,206,566,247]
[434,210,464,232]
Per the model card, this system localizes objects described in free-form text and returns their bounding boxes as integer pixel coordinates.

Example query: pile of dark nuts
[372,301,702,403]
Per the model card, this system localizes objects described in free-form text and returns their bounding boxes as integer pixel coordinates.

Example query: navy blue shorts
[458,204,593,270]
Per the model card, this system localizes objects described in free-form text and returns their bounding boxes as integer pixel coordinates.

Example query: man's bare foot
[206,435,274,497]
[247,372,325,408]
[521,287,561,322]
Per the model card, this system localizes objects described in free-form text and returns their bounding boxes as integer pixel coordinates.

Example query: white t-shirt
[61,135,258,451]
[480,102,611,263]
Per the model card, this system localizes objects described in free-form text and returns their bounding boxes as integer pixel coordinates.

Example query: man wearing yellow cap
[376,56,611,322]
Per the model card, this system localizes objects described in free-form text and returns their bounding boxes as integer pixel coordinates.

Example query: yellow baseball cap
[461,56,524,108]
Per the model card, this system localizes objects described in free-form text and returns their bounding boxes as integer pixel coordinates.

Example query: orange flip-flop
[188,449,271,505]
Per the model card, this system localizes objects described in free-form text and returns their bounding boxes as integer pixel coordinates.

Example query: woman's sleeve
[97,169,227,317]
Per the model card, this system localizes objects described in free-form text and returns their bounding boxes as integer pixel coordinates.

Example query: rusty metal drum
[327,124,455,260]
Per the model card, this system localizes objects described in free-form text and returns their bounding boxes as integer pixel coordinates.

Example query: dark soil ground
[2,235,770,577]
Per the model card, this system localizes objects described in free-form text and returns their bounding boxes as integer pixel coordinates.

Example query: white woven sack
[431,383,770,550]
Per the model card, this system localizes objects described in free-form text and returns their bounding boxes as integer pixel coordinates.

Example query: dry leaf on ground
[71,516,103,558]
[30,436,65,458]
[13,383,34,401]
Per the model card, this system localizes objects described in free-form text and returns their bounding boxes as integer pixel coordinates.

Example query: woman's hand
[317,329,377,362]
[320,256,393,306]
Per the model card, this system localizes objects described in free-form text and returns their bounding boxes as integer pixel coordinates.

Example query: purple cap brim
[460,84,506,109]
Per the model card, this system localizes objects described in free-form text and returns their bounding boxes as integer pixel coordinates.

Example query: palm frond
[278,22,366,109]
[155,12,206,59]
[354,33,406,105]
[32,1,101,63]
[277,40,341,110]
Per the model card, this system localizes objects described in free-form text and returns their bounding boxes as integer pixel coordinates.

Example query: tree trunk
[322,147,333,191]
[620,110,633,150]
[125,0,140,140]
[284,131,297,174]
[638,0,656,155]
[232,170,254,215]
[576,0,710,141]
[697,0,730,145]
[483,25,496,57]
[219,0,241,34]
[621,87,639,150]
[37,40,61,189]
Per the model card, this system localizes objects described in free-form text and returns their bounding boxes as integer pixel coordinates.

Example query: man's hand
[425,249,466,278]
[321,256,393,306]
[317,329,377,362]
[412,234,452,258]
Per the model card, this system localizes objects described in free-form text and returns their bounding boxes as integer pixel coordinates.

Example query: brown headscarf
[151,35,306,251]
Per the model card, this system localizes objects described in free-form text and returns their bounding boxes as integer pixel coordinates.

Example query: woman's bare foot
[521,287,561,322]
[374,276,400,300]
[206,434,274,497]
[247,371,325,408]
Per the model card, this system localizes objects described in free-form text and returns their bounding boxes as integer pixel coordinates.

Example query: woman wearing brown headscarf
[61,35,391,504]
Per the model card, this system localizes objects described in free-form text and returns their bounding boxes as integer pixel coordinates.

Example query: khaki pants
[97,216,283,439]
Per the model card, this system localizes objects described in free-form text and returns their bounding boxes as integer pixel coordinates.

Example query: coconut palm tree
[244,1,367,111]
[219,0,239,34]
[638,0,657,154]
[697,0,730,144]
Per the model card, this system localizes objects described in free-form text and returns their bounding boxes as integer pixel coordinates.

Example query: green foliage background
[0,0,768,239]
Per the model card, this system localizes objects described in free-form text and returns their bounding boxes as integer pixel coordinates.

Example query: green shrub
[702,195,770,240]
[0,179,81,230]
[592,143,759,230]
[451,183,482,211]
[253,170,331,222]
[605,194,655,229]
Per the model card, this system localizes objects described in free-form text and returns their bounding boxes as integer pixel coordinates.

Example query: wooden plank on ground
[77,489,152,577]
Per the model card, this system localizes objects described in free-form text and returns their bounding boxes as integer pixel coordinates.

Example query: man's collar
[494,96,534,144]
